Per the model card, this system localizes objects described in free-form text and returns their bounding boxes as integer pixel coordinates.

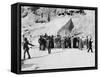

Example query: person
[57,35,61,48]
[65,37,69,48]
[77,37,80,48]
[46,36,52,54]
[42,36,47,50]
[87,38,93,53]
[68,36,71,48]
[54,36,58,48]
[38,35,43,50]
[50,35,54,48]
[38,35,46,50]
[44,33,48,38]
[23,38,34,60]
[79,37,83,50]
[61,37,65,48]
[86,36,89,49]
[55,35,61,48]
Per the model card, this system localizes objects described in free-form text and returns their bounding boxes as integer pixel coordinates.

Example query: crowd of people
[22,33,93,60]
[38,33,93,54]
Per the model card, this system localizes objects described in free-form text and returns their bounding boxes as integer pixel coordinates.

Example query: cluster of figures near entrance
[38,33,93,53]
[23,33,93,60]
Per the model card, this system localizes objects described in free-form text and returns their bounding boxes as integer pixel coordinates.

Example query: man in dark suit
[87,38,93,53]
[23,38,34,59]
[38,35,46,50]
[46,36,52,54]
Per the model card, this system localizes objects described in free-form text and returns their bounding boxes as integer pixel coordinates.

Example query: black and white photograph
[21,5,97,71]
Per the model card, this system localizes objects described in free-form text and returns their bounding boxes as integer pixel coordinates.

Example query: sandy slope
[22,48,95,71]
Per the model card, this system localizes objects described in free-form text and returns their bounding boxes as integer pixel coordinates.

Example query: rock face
[57,19,74,36]
[21,10,95,47]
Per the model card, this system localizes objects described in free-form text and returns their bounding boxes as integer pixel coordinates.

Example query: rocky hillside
[21,7,95,46]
